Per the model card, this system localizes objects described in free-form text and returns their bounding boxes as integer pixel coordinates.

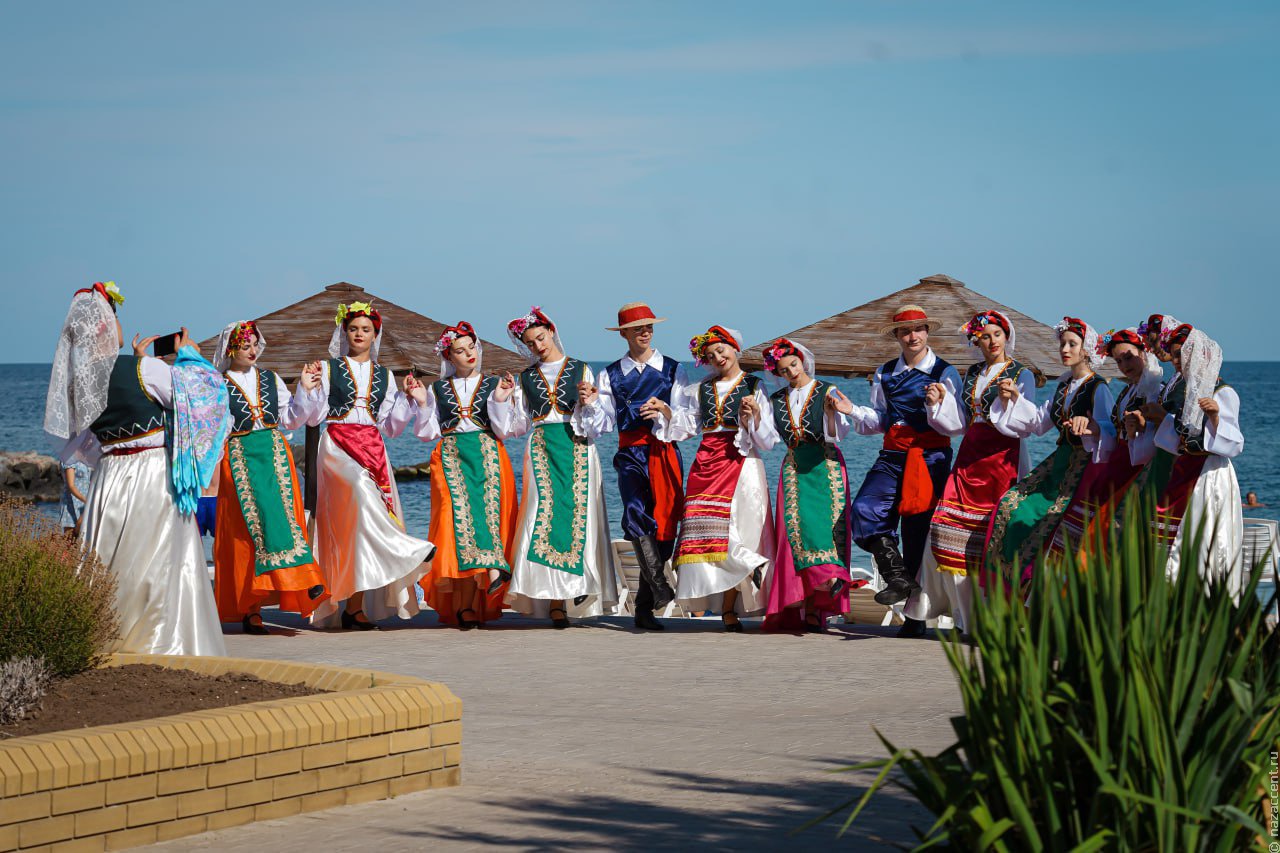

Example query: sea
[8,361,1279,583]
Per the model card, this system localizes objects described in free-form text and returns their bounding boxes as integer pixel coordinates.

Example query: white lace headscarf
[762,337,817,391]
[328,304,383,362]
[44,289,120,441]
[214,321,267,373]
[507,306,565,366]
[1135,350,1165,400]
[1178,328,1222,437]
[435,322,484,379]
[1055,317,1103,371]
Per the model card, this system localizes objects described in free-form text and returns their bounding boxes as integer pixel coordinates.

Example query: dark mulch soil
[1,664,325,739]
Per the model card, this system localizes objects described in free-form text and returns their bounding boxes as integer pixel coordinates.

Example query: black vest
[520,358,586,421]
[770,381,833,447]
[1162,374,1228,454]
[961,359,1026,424]
[225,368,280,435]
[1110,382,1148,436]
[327,358,390,421]
[89,356,167,446]
[699,374,760,431]
[1052,374,1106,448]
[432,375,497,434]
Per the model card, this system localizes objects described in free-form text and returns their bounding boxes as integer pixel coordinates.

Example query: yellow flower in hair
[100,281,124,306]
[334,303,349,326]
[349,301,373,316]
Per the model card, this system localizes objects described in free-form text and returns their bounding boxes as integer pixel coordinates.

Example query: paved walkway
[144,613,963,851]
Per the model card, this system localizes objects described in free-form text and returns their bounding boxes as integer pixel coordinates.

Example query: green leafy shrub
[821,501,1280,850]
[0,494,118,676]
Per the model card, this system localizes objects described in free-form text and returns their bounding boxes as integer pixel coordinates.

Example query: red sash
[618,427,685,541]
[883,424,951,515]
[327,423,395,516]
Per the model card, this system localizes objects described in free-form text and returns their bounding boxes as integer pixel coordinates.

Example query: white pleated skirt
[80,447,226,656]
[674,456,774,616]
[310,431,433,625]
[1166,455,1245,601]
[505,441,621,619]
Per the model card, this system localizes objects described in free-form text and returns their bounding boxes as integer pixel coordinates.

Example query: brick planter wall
[0,654,461,852]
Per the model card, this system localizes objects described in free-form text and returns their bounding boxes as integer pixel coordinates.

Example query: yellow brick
[33,741,72,789]
[201,715,245,760]
[154,813,208,843]
[207,756,255,789]
[254,797,302,822]
[19,813,75,847]
[299,788,346,814]
[99,737,130,781]
[346,734,390,763]
[272,770,319,800]
[314,762,361,792]
[5,747,40,794]
[64,739,101,785]
[156,727,187,768]
[104,775,155,805]
[109,732,145,777]
[291,704,326,745]
[301,742,345,771]
[255,749,302,779]
[156,766,206,796]
[342,779,389,806]
[0,790,51,825]
[430,766,462,789]
[73,803,127,837]
[267,709,300,750]
[443,744,461,767]
[174,723,210,765]
[125,795,177,828]
[205,805,254,831]
[0,823,15,851]
[103,824,157,850]
[310,702,341,741]
[357,754,403,785]
[123,729,164,774]
[380,690,417,729]
[51,835,106,853]
[430,721,462,747]
[0,750,26,797]
[389,728,430,754]
[401,747,445,776]
[224,778,273,809]
[176,787,225,819]
[388,772,432,798]
[51,782,107,815]
[22,744,56,790]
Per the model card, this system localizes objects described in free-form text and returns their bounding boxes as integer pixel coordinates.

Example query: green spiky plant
[815,499,1280,850]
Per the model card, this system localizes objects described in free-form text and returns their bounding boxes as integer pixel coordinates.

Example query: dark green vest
[89,356,166,446]
[961,359,1025,424]
[432,375,497,434]
[327,358,390,421]
[225,368,280,435]
[1110,381,1149,435]
[770,381,833,447]
[1052,374,1106,447]
[1163,374,1228,455]
[520,358,586,420]
[699,374,760,431]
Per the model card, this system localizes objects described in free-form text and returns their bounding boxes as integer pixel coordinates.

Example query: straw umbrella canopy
[197,282,527,382]
[740,274,1118,385]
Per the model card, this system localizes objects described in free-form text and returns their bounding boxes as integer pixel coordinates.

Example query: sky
[3,1,1278,362]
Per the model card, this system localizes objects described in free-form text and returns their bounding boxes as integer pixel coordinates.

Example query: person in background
[1244,492,1267,509]
[59,459,92,536]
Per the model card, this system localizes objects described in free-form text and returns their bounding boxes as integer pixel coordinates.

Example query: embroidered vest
[880,356,951,432]
[1052,374,1105,448]
[432,375,497,434]
[520,358,586,421]
[1110,382,1146,435]
[961,359,1025,424]
[770,381,833,447]
[225,368,280,435]
[326,358,390,421]
[1164,374,1228,455]
[89,356,167,446]
[699,374,760,431]
[604,357,680,433]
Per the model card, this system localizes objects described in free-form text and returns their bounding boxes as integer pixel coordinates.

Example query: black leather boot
[869,535,913,606]
[634,609,665,631]
[896,617,927,638]
[634,535,676,611]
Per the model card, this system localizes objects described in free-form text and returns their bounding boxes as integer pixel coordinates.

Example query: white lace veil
[1135,351,1165,400]
[328,320,383,362]
[44,291,120,441]
[214,321,267,373]
[1055,318,1103,371]
[1179,328,1222,437]
[507,308,565,365]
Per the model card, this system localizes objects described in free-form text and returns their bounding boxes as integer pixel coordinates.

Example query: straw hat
[606,302,668,331]
[880,304,942,339]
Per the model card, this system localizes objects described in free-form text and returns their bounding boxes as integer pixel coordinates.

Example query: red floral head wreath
[435,321,477,358]
[688,325,740,365]
[762,337,802,374]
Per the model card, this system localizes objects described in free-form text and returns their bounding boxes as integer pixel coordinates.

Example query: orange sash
[883,424,950,515]
[618,427,685,541]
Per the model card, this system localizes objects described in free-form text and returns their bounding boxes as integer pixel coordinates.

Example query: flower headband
[225,321,259,356]
[961,310,1010,341]
[76,281,124,313]
[689,325,739,365]
[1160,322,1193,351]
[1096,327,1145,358]
[435,321,477,358]
[762,338,801,374]
[507,305,555,339]
[335,301,382,331]
[1057,316,1089,340]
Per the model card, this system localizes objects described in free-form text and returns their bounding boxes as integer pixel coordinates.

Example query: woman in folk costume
[655,325,774,632]
[404,322,518,630]
[488,306,620,629]
[984,317,1116,587]
[46,282,229,655]
[1145,324,1244,597]
[1126,313,1186,503]
[1044,327,1165,558]
[903,310,1036,634]
[211,321,327,635]
[741,338,860,632]
[294,301,435,630]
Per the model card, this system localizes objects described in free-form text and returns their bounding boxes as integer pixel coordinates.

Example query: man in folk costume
[844,305,961,636]
[594,302,690,631]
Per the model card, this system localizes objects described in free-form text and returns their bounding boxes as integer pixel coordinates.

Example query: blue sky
[3,1,1277,362]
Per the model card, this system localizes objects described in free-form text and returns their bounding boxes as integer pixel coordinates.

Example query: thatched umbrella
[740,274,1118,384]
[196,281,527,381]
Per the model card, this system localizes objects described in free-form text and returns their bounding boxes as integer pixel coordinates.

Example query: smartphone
[152,332,182,358]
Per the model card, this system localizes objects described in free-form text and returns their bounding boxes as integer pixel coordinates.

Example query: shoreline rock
[0,451,62,503]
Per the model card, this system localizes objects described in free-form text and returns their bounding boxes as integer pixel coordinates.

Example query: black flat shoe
[242,614,270,636]
[829,578,847,598]
[805,615,826,634]
[896,617,927,639]
[549,607,571,629]
[573,594,589,606]
[341,609,379,631]
[307,584,326,601]
[486,569,512,595]
[456,608,480,631]
[634,610,665,631]
[751,567,763,589]
[722,613,744,634]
